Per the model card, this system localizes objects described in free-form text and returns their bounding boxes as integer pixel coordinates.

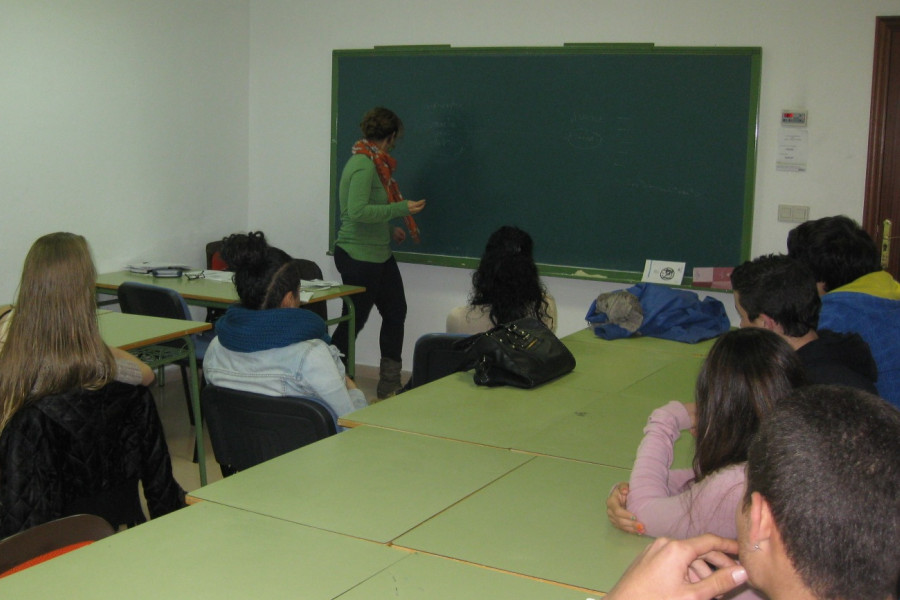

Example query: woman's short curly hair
[360,107,403,141]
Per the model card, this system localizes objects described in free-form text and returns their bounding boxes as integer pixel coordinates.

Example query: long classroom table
[0,501,593,599]
[1,327,716,597]
[339,327,713,468]
[95,270,366,377]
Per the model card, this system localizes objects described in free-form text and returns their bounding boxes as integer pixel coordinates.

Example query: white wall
[0,0,250,303]
[5,1,899,371]
[248,0,900,369]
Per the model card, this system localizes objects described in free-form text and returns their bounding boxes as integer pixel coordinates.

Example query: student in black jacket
[0,233,183,537]
[730,253,878,394]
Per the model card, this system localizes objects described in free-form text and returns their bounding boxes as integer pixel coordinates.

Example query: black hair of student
[730,254,820,337]
[469,226,551,327]
[360,107,403,142]
[786,215,881,292]
[692,328,805,483]
[745,385,900,600]
[220,231,302,310]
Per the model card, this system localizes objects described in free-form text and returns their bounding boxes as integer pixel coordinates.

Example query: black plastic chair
[116,281,214,422]
[407,333,469,390]
[201,384,337,477]
[0,514,115,577]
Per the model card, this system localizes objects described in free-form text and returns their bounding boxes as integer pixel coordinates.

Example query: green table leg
[325,297,358,380]
[345,297,357,379]
[183,335,207,486]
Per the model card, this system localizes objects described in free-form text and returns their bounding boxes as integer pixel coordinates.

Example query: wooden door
[864,16,900,277]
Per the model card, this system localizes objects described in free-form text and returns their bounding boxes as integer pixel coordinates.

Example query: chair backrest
[0,514,115,577]
[117,281,192,322]
[201,384,337,476]
[206,240,227,270]
[410,333,469,389]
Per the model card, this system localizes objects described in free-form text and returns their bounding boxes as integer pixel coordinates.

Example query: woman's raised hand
[407,199,426,214]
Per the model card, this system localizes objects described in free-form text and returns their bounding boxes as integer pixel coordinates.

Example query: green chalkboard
[330,45,760,283]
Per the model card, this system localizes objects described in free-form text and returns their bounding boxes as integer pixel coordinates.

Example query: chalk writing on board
[612,116,636,167]
[565,112,604,150]
[423,103,467,162]
[628,179,695,198]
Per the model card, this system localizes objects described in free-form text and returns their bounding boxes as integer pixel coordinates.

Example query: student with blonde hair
[0,232,183,536]
[0,232,153,429]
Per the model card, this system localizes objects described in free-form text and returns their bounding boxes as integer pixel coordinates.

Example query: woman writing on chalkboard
[331,107,426,400]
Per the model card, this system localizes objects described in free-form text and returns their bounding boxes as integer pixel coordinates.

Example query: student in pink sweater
[607,328,806,540]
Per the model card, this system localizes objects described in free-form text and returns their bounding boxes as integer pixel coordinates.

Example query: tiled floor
[152,364,384,493]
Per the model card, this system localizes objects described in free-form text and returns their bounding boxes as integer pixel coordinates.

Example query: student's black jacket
[0,382,184,537]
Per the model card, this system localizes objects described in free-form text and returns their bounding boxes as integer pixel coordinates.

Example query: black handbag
[455,317,576,388]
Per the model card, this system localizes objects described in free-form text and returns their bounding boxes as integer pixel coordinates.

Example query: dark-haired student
[607,329,803,599]
[787,215,900,408]
[203,232,367,426]
[446,226,557,334]
[730,253,878,393]
[605,385,900,600]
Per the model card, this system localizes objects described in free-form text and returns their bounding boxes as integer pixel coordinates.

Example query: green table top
[97,270,240,305]
[0,502,405,599]
[191,426,531,543]
[340,333,707,468]
[394,455,652,594]
[0,501,614,599]
[97,310,211,350]
[563,326,718,356]
[96,270,363,309]
[338,551,597,599]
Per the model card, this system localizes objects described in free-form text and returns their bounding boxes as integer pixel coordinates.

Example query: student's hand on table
[345,376,358,391]
[604,534,747,600]
[607,482,645,535]
[406,199,426,214]
[683,401,698,437]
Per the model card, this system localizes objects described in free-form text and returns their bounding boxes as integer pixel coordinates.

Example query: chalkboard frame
[330,44,761,285]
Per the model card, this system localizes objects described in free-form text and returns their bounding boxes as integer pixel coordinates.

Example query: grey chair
[201,385,337,477]
[407,333,469,390]
[116,281,215,424]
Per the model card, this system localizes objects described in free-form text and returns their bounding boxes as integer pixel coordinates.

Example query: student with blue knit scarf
[203,232,367,427]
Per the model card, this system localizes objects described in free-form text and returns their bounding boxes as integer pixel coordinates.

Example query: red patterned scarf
[352,139,420,243]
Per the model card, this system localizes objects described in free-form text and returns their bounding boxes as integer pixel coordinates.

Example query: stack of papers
[299,280,340,303]
[300,279,340,290]
[202,270,235,282]
[127,263,191,274]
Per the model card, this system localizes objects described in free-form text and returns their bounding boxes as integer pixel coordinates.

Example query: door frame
[864,16,900,276]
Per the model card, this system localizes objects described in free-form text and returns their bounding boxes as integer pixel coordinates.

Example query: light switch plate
[778,204,809,223]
